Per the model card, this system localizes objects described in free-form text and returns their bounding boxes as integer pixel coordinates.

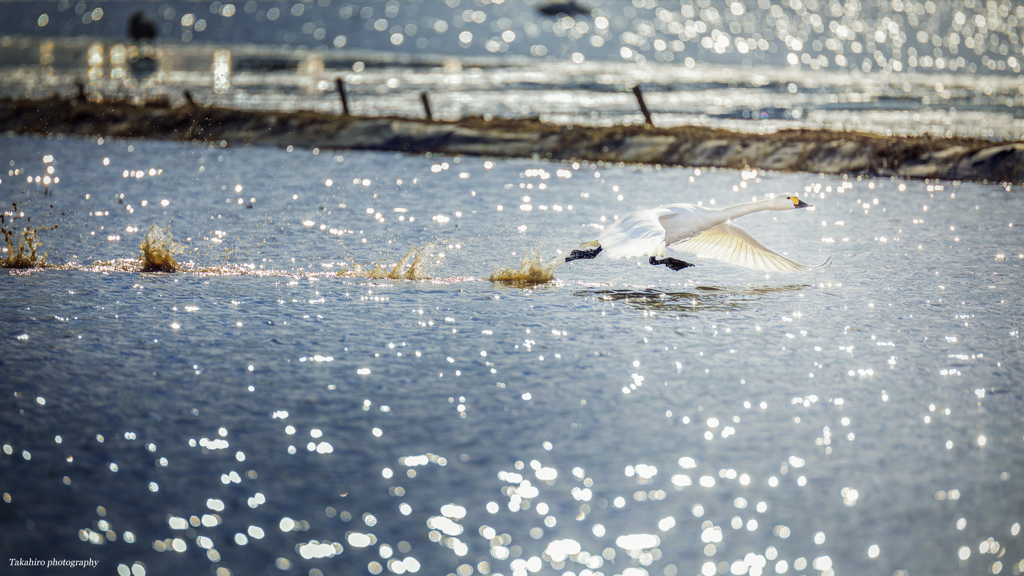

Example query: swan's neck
[713,200,774,223]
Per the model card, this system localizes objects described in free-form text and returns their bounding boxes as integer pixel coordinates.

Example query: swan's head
[773,195,812,210]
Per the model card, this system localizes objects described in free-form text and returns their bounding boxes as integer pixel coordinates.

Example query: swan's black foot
[565,246,603,262]
[649,256,694,271]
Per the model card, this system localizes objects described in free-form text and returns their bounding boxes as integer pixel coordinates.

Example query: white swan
[566,195,830,272]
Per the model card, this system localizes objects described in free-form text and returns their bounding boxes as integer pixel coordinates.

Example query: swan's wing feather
[674,222,829,273]
[598,208,671,258]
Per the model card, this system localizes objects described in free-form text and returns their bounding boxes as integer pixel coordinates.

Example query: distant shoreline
[2,95,1022,183]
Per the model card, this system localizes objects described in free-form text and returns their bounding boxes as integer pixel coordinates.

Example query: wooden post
[420,91,432,122]
[632,85,653,128]
[335,78,350,116]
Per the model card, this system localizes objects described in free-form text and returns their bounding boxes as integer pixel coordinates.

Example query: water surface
[1,134,1023,576]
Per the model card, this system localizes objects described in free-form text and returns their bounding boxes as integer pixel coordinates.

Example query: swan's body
[567,195,830,273]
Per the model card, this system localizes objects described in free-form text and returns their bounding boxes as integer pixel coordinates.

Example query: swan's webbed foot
[565,246,603,262]
[649,256,694,271]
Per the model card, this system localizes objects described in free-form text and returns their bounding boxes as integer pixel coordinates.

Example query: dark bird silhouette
[129,12,158,42]
[537,1,589,17]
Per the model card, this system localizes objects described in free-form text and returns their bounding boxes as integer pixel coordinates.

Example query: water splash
[138,225,184,272]
[489,250,559,285]
[1,225,54,269]
[1,206,55,269]
[338,245,435,280]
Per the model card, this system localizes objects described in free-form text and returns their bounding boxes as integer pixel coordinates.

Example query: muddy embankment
[2,95,1023,183]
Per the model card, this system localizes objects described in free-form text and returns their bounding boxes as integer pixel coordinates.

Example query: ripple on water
[2,136,1023,576]
[583,285,811,314]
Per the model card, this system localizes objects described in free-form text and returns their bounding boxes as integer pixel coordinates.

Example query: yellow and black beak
[792,198,812,209]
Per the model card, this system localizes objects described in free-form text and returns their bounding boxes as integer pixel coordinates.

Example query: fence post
[336,78,350,116]
[420,91,433,121]
[632,85,653,128]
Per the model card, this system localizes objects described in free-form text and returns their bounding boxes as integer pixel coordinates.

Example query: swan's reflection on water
[579,286,809,315]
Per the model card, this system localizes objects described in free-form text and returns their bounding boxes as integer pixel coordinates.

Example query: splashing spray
[338,244,436,280]
[138,225,184,272]
[489,250,559,285]
[1,205,56,269]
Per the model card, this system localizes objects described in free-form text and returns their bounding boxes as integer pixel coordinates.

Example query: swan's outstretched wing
[674,222,830,273]
[598,207,672,258]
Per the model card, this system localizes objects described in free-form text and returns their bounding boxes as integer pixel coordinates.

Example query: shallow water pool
[1,134,1022,576]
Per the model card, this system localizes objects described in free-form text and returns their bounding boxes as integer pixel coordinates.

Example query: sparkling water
[1,133,1022,576]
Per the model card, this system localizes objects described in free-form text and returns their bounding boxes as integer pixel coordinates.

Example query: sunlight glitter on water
[1,134,1023,576]
[6,41,1024,140]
